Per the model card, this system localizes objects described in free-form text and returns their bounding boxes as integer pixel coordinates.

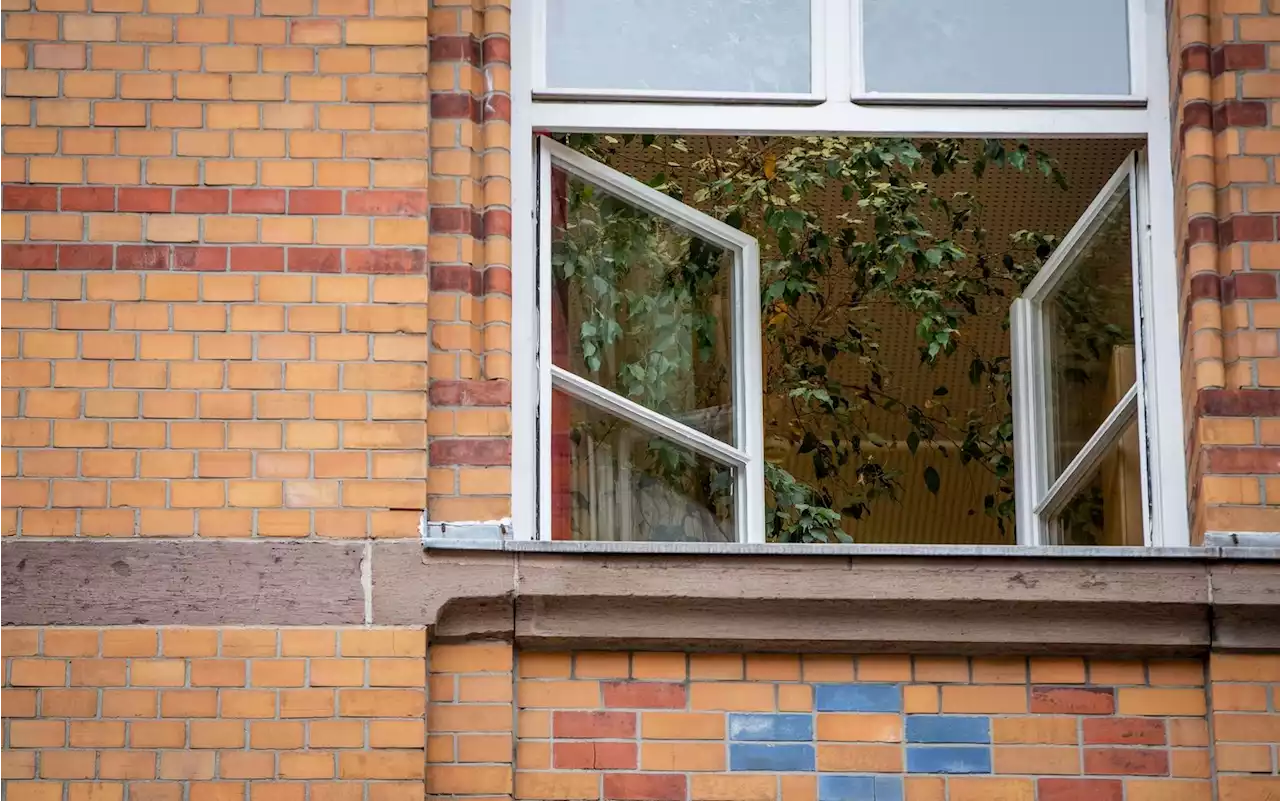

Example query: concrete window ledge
[394,540,1280,655]
[5,539,1278,656]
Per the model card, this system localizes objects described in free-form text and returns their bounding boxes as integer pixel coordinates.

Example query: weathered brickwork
[1174,0,1280,537]
[423,0,513,523]
[426,648,1220,801]
[0,0,513,537]
[1,626,427,800]
[1210,653,1280,797]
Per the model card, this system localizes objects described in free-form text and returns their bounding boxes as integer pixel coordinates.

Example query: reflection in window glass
[1044,184,1135,480]
[550,166,736,444]
[1055,419,1143,546]
[550,391,736,542]
[862,0,1130,96]
[545,0,811,94]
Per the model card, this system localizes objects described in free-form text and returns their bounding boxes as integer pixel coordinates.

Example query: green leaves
[554,133,1068,544]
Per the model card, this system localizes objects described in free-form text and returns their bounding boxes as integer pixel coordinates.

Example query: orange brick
[817,744,902,772]
[689,774,776,801]
[942,686,1028,714]
[518,652,572,678]
[992,717,1078,745]
[1118,688,1207,716]
[642,742,725,772]
[429,643,511,673]
[641,711,724,740]
[817,714,902,743]
[949,778,1034,801]
[1030,657,1086,684]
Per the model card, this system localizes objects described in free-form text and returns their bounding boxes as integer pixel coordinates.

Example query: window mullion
[550,366,751,469]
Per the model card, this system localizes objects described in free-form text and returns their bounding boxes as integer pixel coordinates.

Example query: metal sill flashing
[422,537,1280,561]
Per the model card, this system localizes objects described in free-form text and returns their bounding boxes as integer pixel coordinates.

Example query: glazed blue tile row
[904,715,991,744]
[729,714,814,742]
[817,775,904,801]
[905,746,993,774]
[814,684,901,712]
[728,743,816,771]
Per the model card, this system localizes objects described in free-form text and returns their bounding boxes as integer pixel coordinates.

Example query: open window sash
[536,137,765,543]
[1012,152,1151,546]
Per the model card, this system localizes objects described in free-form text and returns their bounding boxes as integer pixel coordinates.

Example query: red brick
[231,189,286,214]
[1038,779,1123,801]
[288,190,342,215]
[484,209,512,237]
[59,245,114,270]
[118,188,172,213]
[1030,687,1115,715]
[175,189,229,214]
[287,247,342,273]
[117,245,171,270]
[430,439,510,466]
[1207,447,1280,474]
[231,246,285,272]
[61,187,115,212]
[345,249,425,275]
[1083,748,1169,776]
[4,244,57,269]
[553,711,635,739]
[346,190,427,216]
[1083,718,1166,745]
[602,682,686,710]
[429,380,511,408]
[174,247,228,272]
[554,742,637,770]
[4,186,58,211]
[603,773,685,801]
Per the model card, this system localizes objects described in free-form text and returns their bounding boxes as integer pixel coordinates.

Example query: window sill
[421,536,1280,561]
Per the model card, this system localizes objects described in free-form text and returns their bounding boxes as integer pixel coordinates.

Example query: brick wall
[0,0,513,539]
[1,626,427,799]
[420,646,1230,801]
[1210,653,1280,797]
[1174,0,1280,538]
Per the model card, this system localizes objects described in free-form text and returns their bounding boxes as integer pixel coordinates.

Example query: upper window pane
[861,0,1131,96]
[544,0,812,95]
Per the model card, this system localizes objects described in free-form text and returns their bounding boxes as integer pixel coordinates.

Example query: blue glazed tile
[817,775,875,801]
[905,716,991,744]
[906,746,992,774]
[729,713,813,742]
[817,776,903,801]
[873,776,904,801]
[728,743,815,772]
[814,684,901,713]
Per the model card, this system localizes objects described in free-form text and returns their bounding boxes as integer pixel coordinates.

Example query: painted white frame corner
[532,0,827,105]
[1011,153,1151,545]
[535,137,766,544]
[849,0,1148,106]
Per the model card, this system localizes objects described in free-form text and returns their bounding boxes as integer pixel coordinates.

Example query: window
[532,0,1143,105]
[511,0,1187,546]
[538,140,765,542]
[856,0,1139,101]
[536,0,824,101]
[1012,154,1150,545]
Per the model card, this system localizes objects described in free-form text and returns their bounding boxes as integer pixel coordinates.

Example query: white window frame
[510,0,1189,546]
[1011,153,1152,546]
[536,139,767,543]
[533,0,827,104]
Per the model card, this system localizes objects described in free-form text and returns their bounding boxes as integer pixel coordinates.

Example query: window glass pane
[1044,183,1135,480]
[545,0,811,94]
[551,165,736,444]
[550,390,736,542]
[861,0,1130,96]
[1054,419,1143,546]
